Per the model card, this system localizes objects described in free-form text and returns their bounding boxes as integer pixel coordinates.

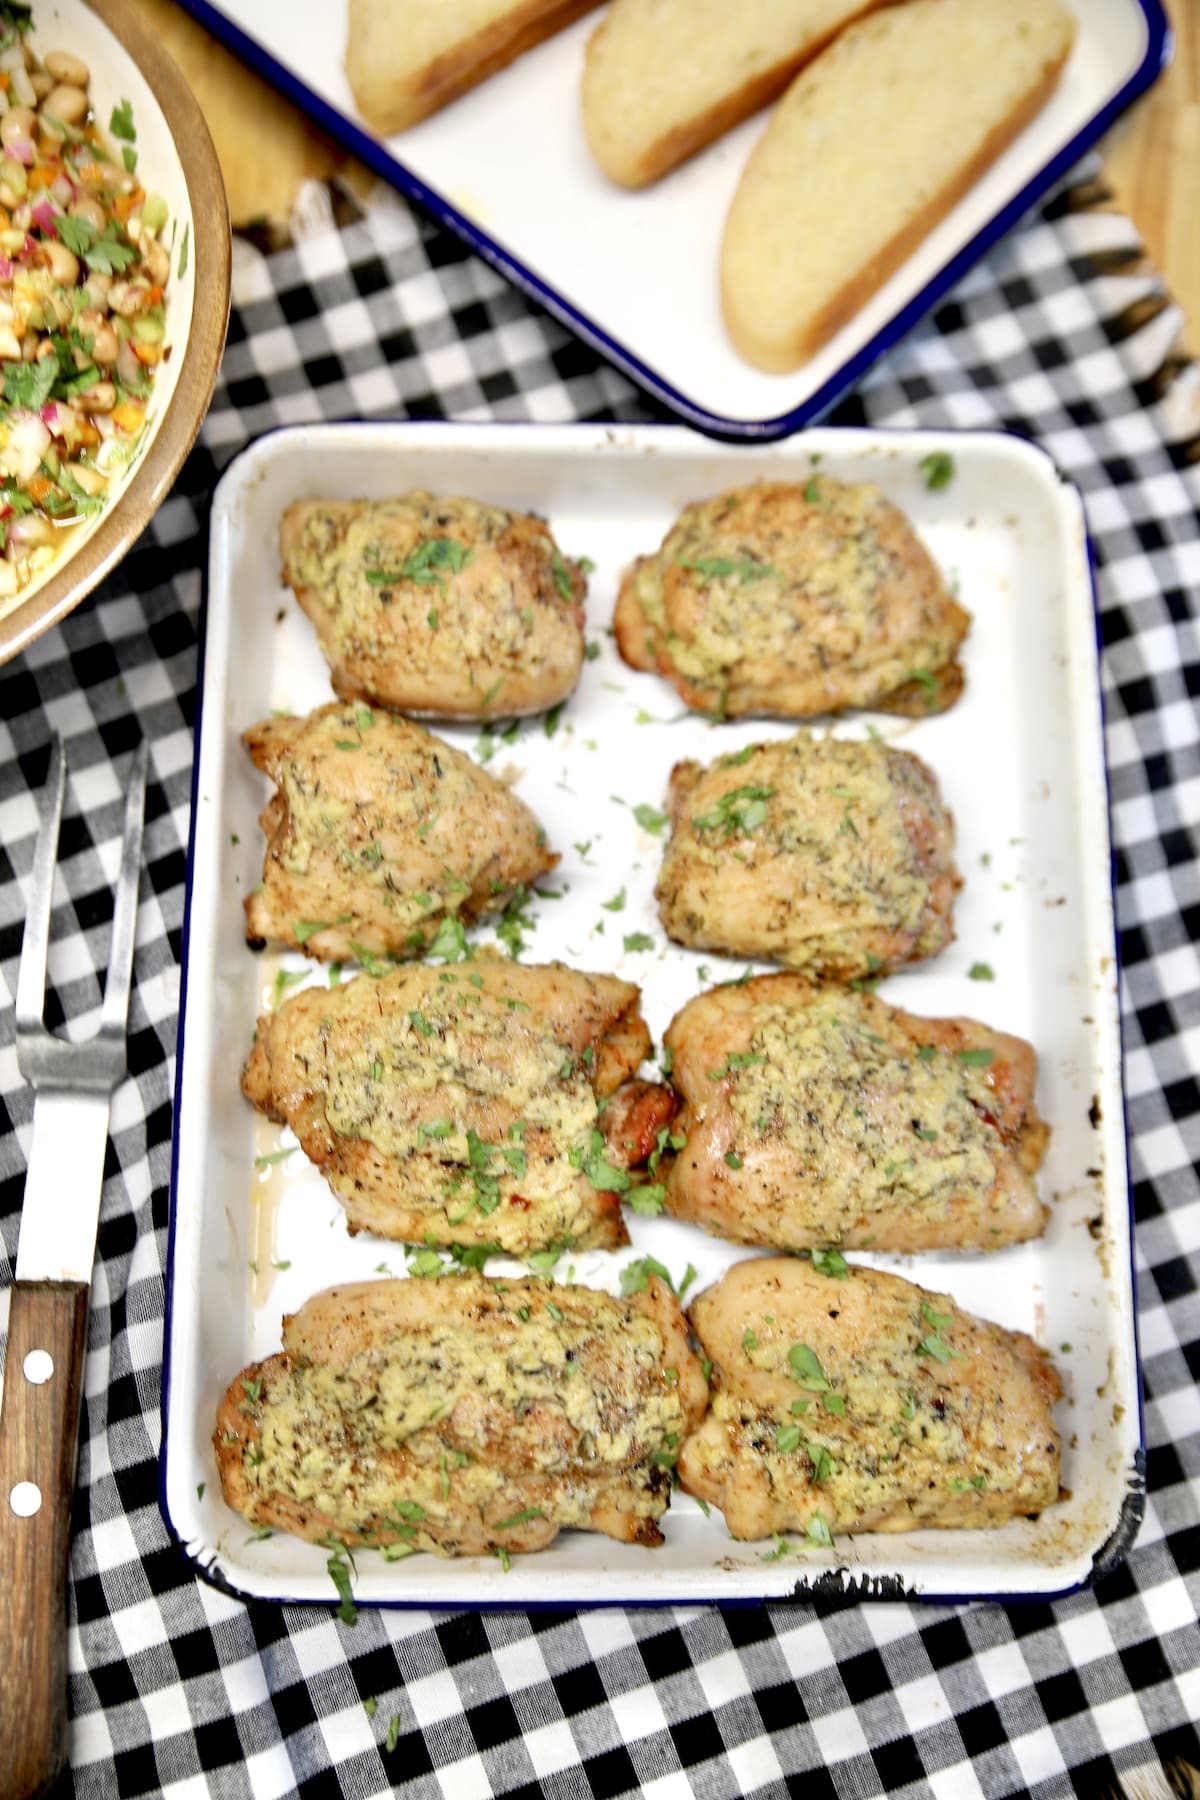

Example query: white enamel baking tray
[164,423,1141,1609]
[172,0,1168,437]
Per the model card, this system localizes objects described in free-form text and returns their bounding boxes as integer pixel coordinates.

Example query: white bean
[44,51,89,87]
[0,106,35,150]
[75,380,115,413]
[43,84,88,127]
[69,195,105,231]
[139,237,169,287]
[76,309,117,364]
[107,279,154,317]
[42,239,78,285]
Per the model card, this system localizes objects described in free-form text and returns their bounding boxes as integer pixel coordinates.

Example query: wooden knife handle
[0,1281,89,1800]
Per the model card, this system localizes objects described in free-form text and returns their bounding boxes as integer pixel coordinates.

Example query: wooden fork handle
[0,1281,89,1800]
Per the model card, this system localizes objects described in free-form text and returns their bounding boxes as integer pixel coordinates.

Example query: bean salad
[0,0,175,608]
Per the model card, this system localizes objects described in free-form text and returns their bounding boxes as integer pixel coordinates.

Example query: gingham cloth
[1,162,1198,1799]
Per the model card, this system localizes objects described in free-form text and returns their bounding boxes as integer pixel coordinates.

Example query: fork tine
[99,742,149,1040]
[15,738,66,1036]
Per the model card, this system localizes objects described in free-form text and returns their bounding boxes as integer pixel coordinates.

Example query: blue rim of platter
[159,419,1144,1611]
[170,0,1170,441]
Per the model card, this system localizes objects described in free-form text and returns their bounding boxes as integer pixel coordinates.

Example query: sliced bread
[581,0,903,188]
[721,0,1076,371]
[347,0,602,136]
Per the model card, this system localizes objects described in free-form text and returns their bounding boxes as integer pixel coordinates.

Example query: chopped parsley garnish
[623,931,654,953]
[543,701,565,737]
[810,1247,849,1280]
[633,803,668,835]
[109,98,136,141]
[919,452,955,490]
[776,1424,803,1455]
[253,1148,296,1170]
[967,963,994,981]
[3,357,56,412]
[270,967,309,1009]
[804,477,821,503]
[724,1150,743,1169]
[742,1329,758,1352]
[620,1254,692,1298]
[497,1507,545,1530]
[908,668,938,692]
[788,1345,831,1392]
[550,545,574,602]
[601,886,626,912]
[805,1441,833,1485]
[955,1047,995,1068]
[626,1182,666,1217]
[806,1513,834,1548]
[582,1129,630,1196]
[916,1332,961,1364]
[495,886,536,958]
[692,785,775,837]
[320,1537,358,1626]
[707,1051,766,1080]
[678,553,779,584]
[427,916,469,963]
[913,1125,940,1142]
[921,1302,954,1330]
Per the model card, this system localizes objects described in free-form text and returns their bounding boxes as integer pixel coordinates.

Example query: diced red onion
[31,200,56,235]
[0,256,13,282]
[7,139,34,168]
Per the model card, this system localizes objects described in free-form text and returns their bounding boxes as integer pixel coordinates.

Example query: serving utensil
[0,737,148,1800]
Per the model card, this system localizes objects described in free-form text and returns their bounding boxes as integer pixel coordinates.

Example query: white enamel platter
[172,0,1167,437]
[164,423,1141,1609]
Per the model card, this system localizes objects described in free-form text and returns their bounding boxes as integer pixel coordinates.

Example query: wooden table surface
[145,0,1198,349]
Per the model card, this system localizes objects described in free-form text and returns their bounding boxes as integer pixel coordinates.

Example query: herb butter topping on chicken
[678,1258,1062,1542]
[216,1273,708,1556]
[241,958,676,1255]
[242,702,556,962]
[279,493,587,718]
[614,479,968,718]
[657,731,959,978]
[662,976,1049,1252]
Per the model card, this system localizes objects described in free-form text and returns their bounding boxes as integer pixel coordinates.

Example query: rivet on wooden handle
[0,1281,89,1800]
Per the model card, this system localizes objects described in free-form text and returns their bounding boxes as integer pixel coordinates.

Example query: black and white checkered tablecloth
[1,165,1198,1798]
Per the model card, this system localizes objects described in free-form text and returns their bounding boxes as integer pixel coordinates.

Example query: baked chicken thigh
[280,493,586,717]
[657,731,959,978]
[614,479,968,718]
[242,957,675,1255]
[662,976,1049,1252]
[216,1272,708,1556]
[242,702,555,962]
[678,1258,1062,1541]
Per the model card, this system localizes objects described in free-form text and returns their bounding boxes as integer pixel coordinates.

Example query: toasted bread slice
[582,0,903,188]
[721,0,1076,371]
[348,0,602,135]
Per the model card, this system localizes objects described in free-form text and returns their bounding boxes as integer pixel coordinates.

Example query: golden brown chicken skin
[242,702,556,962]
[280,493,586,718]
[657,732,959,978]
[678,1258,1062,1541]
[215,1273,708,1557]
[662,976,1049,1252]
[614,479,968,719]
[241,957,673,1255]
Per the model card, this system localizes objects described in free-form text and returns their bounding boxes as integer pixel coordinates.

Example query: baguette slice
[582,0,903,189]
[721,0,1076,372]
[347,0,602,135]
